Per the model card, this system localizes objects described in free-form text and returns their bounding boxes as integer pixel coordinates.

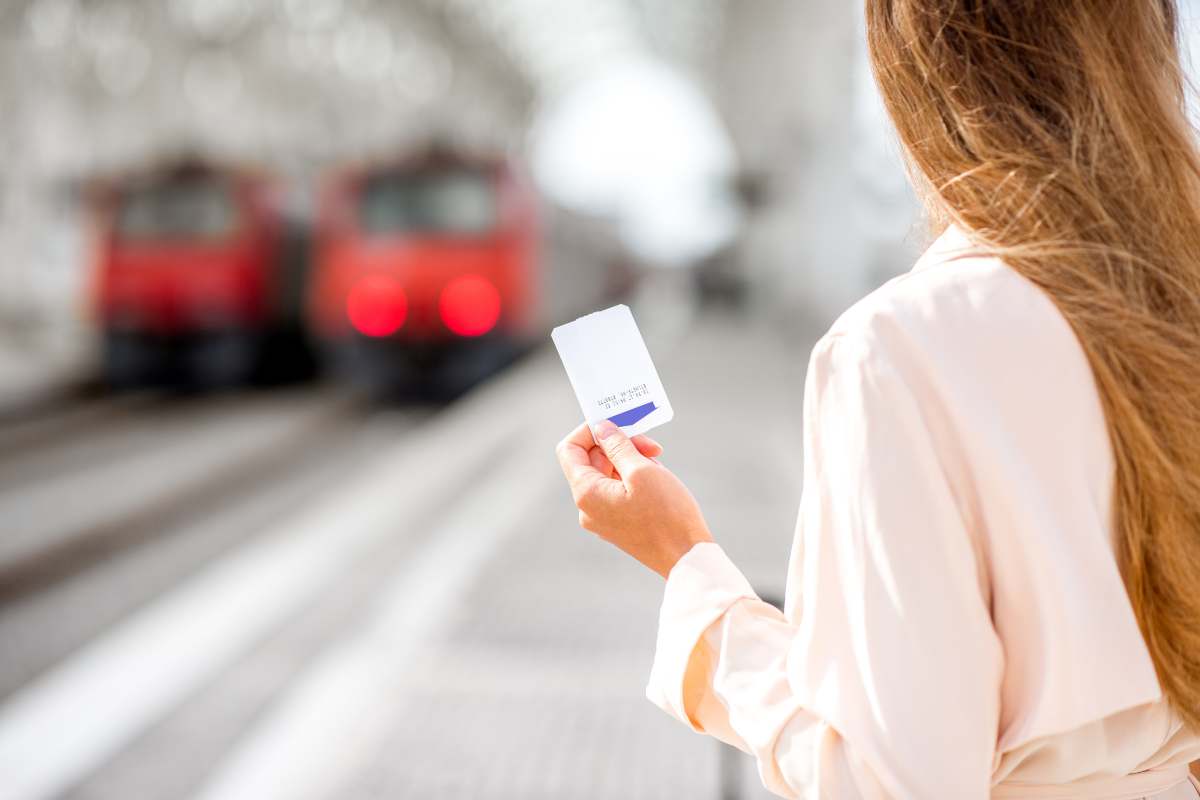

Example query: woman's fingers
[591,434,662,478]
[589,446,615,478]
[592,420,652,478]
[556,423,623,506]
[560,423,664,480]
[557,422,666,508]
[631,434,663,458]
[555,422,594,471]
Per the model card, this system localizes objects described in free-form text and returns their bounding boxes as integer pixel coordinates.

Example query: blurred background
[1,2,1197,799]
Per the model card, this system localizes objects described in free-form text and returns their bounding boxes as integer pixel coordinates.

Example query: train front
[309,155,539,393]
[91,165,294,388]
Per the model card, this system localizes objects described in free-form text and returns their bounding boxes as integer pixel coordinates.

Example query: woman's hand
[555,420,714,578]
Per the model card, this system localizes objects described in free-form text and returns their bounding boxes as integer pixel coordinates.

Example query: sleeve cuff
[645,541,759,731]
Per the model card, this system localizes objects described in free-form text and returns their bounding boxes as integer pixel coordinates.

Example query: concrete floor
[0,309,816,800]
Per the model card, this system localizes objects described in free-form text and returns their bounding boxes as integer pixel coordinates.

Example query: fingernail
[593,420,618,440]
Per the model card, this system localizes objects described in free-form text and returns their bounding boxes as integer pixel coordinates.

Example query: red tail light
[439,274,501,337]
[347,275,407,337]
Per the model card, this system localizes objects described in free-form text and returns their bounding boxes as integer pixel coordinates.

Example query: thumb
[592,420,651,477]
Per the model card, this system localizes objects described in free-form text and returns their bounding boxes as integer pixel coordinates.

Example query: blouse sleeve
[645,331,1004,799]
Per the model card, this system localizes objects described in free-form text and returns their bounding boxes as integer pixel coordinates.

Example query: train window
[358,170,497,237]
[116,178,239,241]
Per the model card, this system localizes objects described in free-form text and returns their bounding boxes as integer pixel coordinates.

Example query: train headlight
[438,274,501,337]
[347,275,408,337]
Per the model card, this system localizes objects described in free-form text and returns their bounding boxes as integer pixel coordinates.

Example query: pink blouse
[646,225,1200,799]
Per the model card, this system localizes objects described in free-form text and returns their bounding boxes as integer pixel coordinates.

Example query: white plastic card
[551,304,674,437]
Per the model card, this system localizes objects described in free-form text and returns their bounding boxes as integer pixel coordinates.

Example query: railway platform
[0,308,816,800]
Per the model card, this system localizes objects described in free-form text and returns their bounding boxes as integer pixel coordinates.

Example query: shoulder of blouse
[812,224,1065,385]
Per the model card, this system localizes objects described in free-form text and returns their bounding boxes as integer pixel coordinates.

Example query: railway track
[0,390,168,465]
[0,387,381,603]
[0,385,418,701]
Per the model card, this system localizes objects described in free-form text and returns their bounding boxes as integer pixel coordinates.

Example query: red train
[308,152,539,392]
[90,163,310,387]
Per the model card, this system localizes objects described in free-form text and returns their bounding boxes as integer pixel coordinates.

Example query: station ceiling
[0,0,730,178]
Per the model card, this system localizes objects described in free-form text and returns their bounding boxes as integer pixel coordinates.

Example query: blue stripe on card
[607,401,657,427]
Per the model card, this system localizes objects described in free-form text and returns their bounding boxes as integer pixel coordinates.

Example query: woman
[555,1,1200,797]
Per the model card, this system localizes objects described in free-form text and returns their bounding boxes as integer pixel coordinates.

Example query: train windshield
[116,177,239,241]
[358,170,497,236]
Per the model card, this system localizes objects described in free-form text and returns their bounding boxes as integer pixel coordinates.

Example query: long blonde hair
[865,0,1200,729]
